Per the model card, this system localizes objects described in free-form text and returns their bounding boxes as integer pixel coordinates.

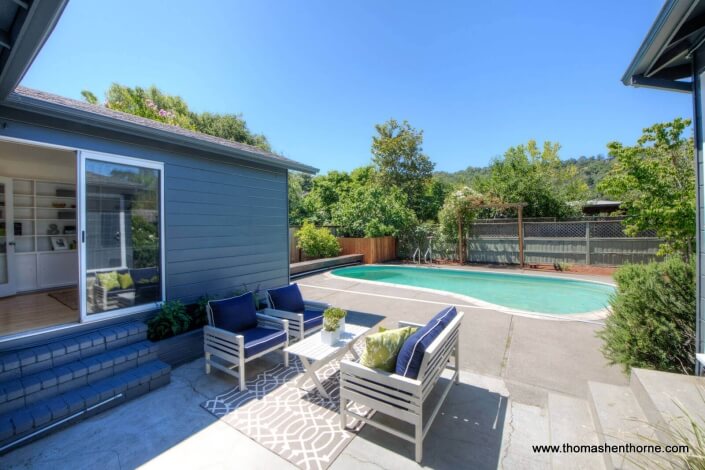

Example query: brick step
[0,321,148,382]
[0,341,157,415]
[0,359,171,453]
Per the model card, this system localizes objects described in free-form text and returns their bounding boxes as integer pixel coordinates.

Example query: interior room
[0,140,79,337]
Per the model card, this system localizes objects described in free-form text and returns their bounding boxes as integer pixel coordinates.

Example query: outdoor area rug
[48,289,79,310]
[201,346,370,470]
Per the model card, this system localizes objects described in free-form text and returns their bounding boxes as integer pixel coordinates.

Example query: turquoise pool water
[331,265,614,315]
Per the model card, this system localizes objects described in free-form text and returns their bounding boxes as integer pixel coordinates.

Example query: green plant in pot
[322,307,347,345]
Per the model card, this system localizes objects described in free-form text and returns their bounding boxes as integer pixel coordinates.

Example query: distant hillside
[435,155,614,197]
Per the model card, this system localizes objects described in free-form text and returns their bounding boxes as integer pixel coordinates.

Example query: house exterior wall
[0,107,290,307]
[695,48,705,371]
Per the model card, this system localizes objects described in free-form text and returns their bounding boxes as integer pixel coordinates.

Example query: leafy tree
[598,118,695,258]
[416,178,451,222]
[561,155,614,197]
[371,119,435,216]
[82,84,271,150]
[331,184,417,237]
[288,172,313,226]
[477,140,588,218]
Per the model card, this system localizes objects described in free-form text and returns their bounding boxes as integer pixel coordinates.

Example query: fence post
[518,206,524,267]
[585,221,591,265]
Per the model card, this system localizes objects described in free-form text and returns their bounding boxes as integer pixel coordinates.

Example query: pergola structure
[457,202,528,266]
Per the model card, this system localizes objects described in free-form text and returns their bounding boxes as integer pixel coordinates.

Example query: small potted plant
[321,307,347,345]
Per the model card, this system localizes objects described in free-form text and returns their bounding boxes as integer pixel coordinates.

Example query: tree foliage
[331,184,417,238]
[598,118,695,258]
[82,83,271,150]
[598,257,696,374]
[476,140,588,218]
[371,119,435,217]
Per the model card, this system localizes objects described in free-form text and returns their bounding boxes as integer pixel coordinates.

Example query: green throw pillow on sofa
[97,271,120,291]
[118,272,134,290]
[360,326,418,372]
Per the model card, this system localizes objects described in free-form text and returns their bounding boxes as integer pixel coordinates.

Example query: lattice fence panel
[523,221,587,238]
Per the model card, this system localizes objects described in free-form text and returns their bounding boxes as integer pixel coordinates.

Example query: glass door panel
[0,177,16,297]
[82,156,162,316]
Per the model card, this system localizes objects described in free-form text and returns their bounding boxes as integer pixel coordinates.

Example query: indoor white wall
[0,140,75,181]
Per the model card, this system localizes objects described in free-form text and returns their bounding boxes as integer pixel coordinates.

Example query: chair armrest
[262,308,302,321]
[340,359,421,392]
[304,300,329,311]
[398,320,425,329]
[203,325,243,343]
[256,313,289,331]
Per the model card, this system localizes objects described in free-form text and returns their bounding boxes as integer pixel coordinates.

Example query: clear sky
[21,0,692,173]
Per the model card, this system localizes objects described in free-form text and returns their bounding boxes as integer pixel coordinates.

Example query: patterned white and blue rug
[201,347,369,470]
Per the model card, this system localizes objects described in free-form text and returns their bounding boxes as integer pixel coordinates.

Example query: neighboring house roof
[623,0,705,93]
[583,200,621,208]
[3,86,318,174]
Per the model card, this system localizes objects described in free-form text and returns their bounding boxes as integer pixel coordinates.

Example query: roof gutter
[1,93,319,174]
[0,0,69,98]
[622,0,683,85]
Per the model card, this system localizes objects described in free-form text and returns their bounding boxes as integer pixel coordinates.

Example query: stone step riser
[0,360,171,453]
[0,322,148,382]
[0,342,157,415]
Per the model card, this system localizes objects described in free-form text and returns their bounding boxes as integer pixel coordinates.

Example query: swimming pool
[330,265,614,315]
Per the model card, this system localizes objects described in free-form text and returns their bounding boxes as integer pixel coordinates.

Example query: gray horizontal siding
[0,112,291,306]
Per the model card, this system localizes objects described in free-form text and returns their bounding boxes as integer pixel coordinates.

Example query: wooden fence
[338,236,396,264]
[289,227,396,264]
[404,218,663,266]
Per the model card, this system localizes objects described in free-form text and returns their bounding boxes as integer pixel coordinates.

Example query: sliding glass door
[79,152,164,319]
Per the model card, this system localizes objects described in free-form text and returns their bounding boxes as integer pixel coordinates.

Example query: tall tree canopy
[82,84,271,151]
[371,119,435,217]
[598,118,695,257]
[476,140,588,218]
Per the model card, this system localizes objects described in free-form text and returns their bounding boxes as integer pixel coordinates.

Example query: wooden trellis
[457,202,527,266]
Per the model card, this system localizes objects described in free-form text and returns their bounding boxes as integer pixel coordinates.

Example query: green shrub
[147,300,191,341]
[296,221,341,259]
[598,257,696,374]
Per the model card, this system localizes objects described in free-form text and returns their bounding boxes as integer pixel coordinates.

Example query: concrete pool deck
[4,267,626,469]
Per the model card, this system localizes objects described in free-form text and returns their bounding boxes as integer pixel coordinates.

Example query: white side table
[285,323,369,399]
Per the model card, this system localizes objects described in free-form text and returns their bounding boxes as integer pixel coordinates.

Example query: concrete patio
[4,267,627,469]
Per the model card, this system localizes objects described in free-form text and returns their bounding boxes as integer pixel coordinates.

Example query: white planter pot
[339,317,346,333]
[321,328,340,345]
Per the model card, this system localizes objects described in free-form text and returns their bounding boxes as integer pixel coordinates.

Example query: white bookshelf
[12,178,78,292]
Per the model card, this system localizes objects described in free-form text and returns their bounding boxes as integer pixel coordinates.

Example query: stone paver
[4,266,627,469]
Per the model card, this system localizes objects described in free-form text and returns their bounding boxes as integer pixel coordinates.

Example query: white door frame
[78,150,165,323]
[0,176,16,297]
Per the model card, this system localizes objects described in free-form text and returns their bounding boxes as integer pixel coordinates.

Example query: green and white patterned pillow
[360,326,418,372]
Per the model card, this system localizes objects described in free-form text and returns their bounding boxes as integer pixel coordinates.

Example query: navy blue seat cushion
[268,284,305,313]
[208,292,258,333]
[302,309,323,330]
[395,306,458,379]
[241,327,287,358]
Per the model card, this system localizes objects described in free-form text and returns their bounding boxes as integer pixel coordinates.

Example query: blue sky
[22,0,691,173]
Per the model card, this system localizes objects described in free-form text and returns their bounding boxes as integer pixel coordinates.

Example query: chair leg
[415,416,423,463]
[340,395,347,430]
[205,352,211,374]
[239,356,247,391]
[455,339,460,384]
[283,350,289,367]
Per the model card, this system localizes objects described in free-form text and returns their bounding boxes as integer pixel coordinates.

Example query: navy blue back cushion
[395,306,458,379]
[208,292,258,333]
[267,284,305,312]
